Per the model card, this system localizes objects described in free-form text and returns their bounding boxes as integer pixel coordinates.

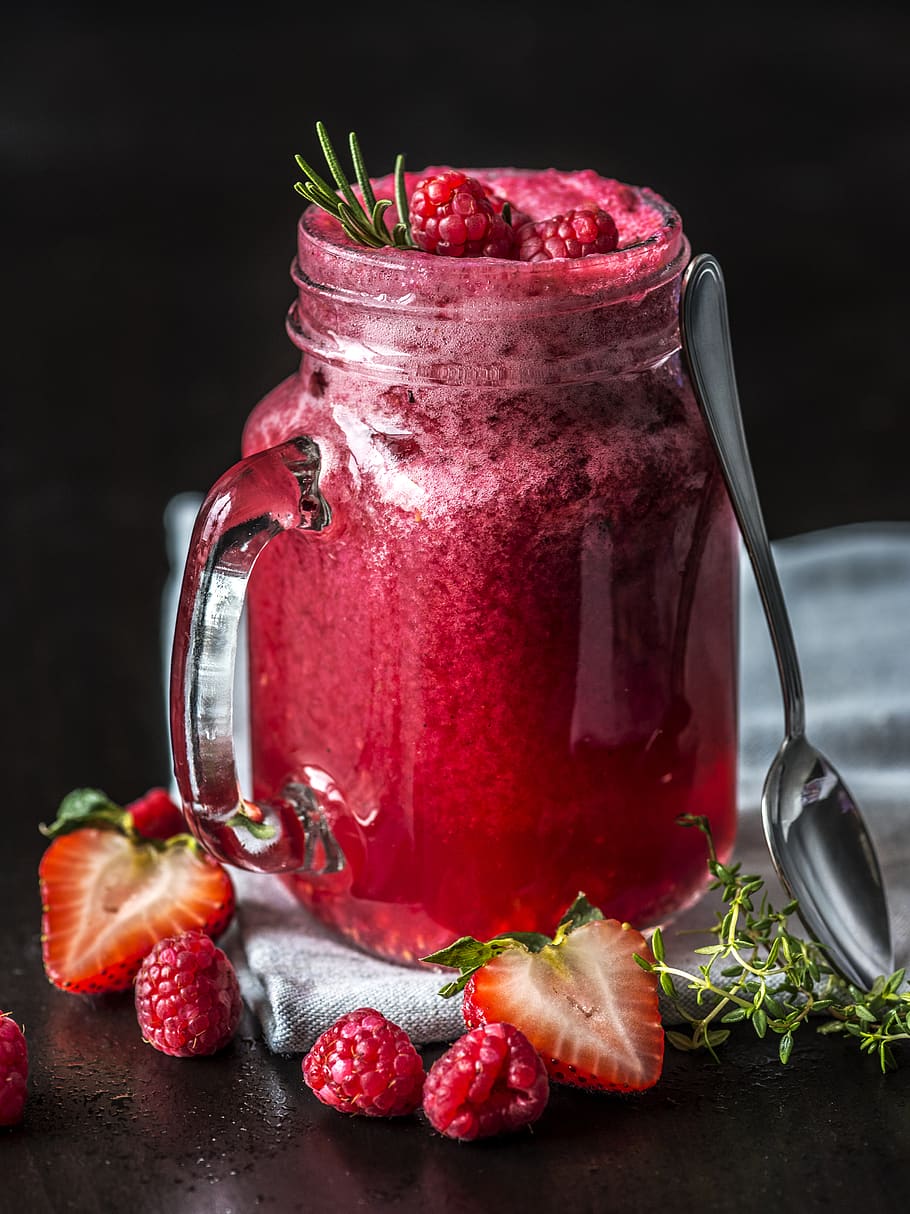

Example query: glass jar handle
[169,435,345,874]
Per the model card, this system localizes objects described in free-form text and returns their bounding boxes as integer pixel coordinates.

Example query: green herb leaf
[705,1029,731,1048]
[817,1021,847,1035]
[666,1030,697,1052]
[293,123,414,251]
[348,131,377,214]
[650,927,666,963]
[642,816,910,1072]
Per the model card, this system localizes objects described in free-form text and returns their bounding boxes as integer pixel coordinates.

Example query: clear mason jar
[171,169,738,964]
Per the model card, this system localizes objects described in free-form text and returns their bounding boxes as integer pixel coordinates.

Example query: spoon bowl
[763,734,892,988]
[680,254,893,991]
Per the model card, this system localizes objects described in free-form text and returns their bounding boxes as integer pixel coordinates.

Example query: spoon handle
[680,254,805,740]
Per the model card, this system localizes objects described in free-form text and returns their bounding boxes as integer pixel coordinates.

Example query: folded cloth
[222,872,467,1049]
[164,504,910,1053]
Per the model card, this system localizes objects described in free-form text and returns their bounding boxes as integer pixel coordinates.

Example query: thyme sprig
[294,121,413,250]
[635,815,909,1072]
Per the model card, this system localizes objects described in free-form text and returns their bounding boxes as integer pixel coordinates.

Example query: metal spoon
[680,253,893,991]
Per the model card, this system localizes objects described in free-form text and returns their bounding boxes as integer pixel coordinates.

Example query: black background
[3,5,909,1208]
[5,0,909,804]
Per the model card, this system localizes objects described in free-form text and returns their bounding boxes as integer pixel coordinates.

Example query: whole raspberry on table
[422,1022,549,1141]
[302,1007,425,1117]
[0,1012,28,1127]
[409,171,515,258]
[134,930,242,1058]
[515,206,619,261]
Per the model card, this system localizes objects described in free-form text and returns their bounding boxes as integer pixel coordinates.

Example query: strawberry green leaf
[421,935,494,971]
[423,894,609,996]
[422,931,550,997]
[422,933,547,971]
[551,892,605,945]
[40,788,126,839]
[499,931,553,952]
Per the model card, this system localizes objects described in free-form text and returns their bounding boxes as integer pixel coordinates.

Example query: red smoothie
[239,168,738,962]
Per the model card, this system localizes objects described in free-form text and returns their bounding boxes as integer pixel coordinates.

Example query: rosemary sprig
[293,121,413,250]
[635,815,909,1073]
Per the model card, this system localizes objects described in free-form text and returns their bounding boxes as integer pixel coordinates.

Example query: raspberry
[134,930,242,1057]
[422,1022,549,1141]
[515,207,619,262]
[409,171,515,259]
[0,1013,28,1127]
[302,1007,425,1117]
[125,787,186,840]
[481,184,533,234]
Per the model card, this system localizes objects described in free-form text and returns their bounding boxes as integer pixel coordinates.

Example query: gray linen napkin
[164,503,910,1053]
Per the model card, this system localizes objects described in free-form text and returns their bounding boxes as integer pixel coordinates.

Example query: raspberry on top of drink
[404,165,667,261]
[293,124,681,294]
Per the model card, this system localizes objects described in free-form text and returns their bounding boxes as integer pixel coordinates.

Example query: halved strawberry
[39,828,234,994]
[423,896,664,1093]
[41,786,185,843]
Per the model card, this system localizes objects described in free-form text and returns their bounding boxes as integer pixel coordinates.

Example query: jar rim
[295,169,686,316]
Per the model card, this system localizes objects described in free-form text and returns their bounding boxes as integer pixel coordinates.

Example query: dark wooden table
[4,4,910,1209]
[3,844,908,1214]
